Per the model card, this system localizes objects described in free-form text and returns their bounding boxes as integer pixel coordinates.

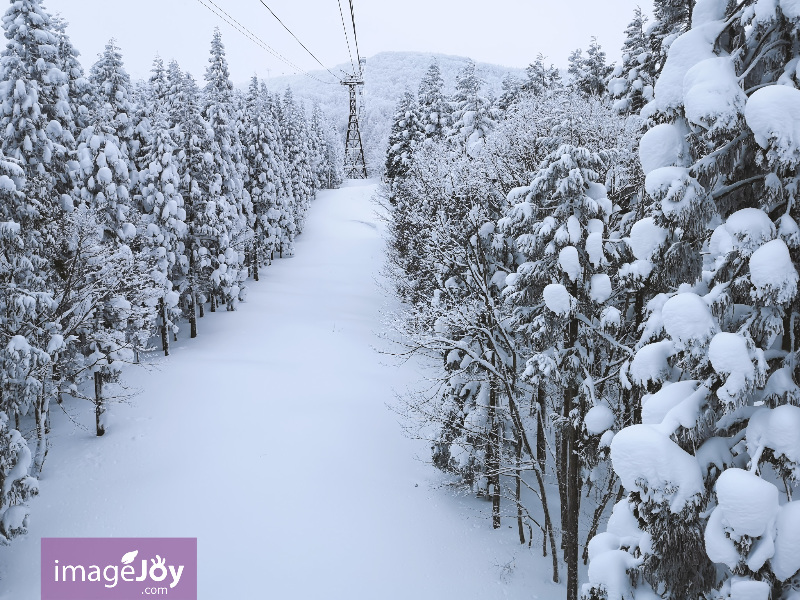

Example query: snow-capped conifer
[417,59,450,143]
[384,90,422,184]
[202,28,249,311]
[607,7,654,114]
[447,60,494,156]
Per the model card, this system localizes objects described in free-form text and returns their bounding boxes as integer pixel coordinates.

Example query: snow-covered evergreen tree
[281,87,313,238]
[447,60,494,156]
[521,53,562,96]
[202,28,249,311]
[136,55,188,354]
[569,38,612,97]
[607,7,655,114]
[384,90,422,184]
[586,2,800,600]
[417,59,450,143]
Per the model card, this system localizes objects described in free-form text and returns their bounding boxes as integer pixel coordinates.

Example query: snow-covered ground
[0,180,562,599]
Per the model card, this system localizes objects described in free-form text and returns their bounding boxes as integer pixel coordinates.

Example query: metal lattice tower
[341,73,368,179]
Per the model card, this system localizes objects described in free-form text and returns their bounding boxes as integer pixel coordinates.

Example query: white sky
[43,0,652,84]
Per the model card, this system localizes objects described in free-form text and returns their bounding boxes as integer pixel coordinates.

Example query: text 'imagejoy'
[41,537,197,600]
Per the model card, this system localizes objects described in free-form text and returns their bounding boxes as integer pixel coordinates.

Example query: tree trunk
[488,373,501,529]
[160,296,170,356]
[537,385,547,465]
[565,298,581,600]
[33,384,50,476]
[253,239,260,282]
[210,292,216,313]
[94,371,105,437]
[189,289,197,339]
[516,439,525,544]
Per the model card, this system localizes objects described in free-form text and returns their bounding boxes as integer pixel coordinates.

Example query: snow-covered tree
[417,59,450,143]
[586,2,800,600]
[384,90,422,184]
[281,87,313,239]
[0,411,38,543]
[135,55,188,355]
[521,53,562,97]
[202,28,249,311]
[447,60,494,156]
[607,7,655,114]
[569,38,612,97]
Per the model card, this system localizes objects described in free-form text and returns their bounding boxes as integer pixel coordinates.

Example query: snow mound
[725,207,775,255]
[590,274,612,303]
[661,292,716,345]
[693,0,729,25]
[543,283,574,316]
[644,166,689,199]
[629,217,668,260]
[708,332,752,375]
[709,225,733,257]
[747,405,800,466]
[683,57,745,134]
[639,123,685,175]
[585,405,615,434]
[558,246,581,282]
[606,499,644,546]
[642,380,700,425]
[772,501,800,581]
[730,579,770,600]
[586,232,604,268]
[630,340,674,387]
[705,505,740,567]
[745,85,800,166]
[781,0,800,19]
[586,550,642,600]
[715,468,778,538]
[749,238,799,303]
[611,424,704,511]
[649,22,726,115]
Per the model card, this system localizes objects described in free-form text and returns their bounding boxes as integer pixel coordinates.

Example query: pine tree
[521,53,562,96]
[569,38,612,97]
[0,0,76,469]
[136,55,187,355]
[447,60,494,156]
[417,59,450,143]
[281,87,313,237]
[202,28,249,311]
[586,3,800,599]
[607,7,655,114]
[496,72,522,111]
[78,39,137,239]
[384,90,422,184]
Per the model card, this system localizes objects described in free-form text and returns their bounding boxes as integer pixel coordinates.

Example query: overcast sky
[43,0,651,84]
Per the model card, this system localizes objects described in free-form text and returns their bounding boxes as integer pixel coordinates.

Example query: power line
[348,0,363,75]
[255,0,342,83]
[337,0,356,75]
[194,0,335,85]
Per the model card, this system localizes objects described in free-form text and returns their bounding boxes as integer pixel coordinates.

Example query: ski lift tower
[341,60,368,179]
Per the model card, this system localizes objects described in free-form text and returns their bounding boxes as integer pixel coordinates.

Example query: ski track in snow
[0,180,562,599]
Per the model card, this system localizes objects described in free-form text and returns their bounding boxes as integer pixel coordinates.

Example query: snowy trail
[0,181,559,599]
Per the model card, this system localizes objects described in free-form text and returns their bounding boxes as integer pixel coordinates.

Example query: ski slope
[0,181,562,599]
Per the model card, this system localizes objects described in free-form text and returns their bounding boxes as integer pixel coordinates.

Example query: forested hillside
[266,51,525,174]
[0,0,341,545]
[383,1,800,599]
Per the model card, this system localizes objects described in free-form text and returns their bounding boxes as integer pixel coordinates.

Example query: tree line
[384,1,800,600]
[0,0,342,545]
